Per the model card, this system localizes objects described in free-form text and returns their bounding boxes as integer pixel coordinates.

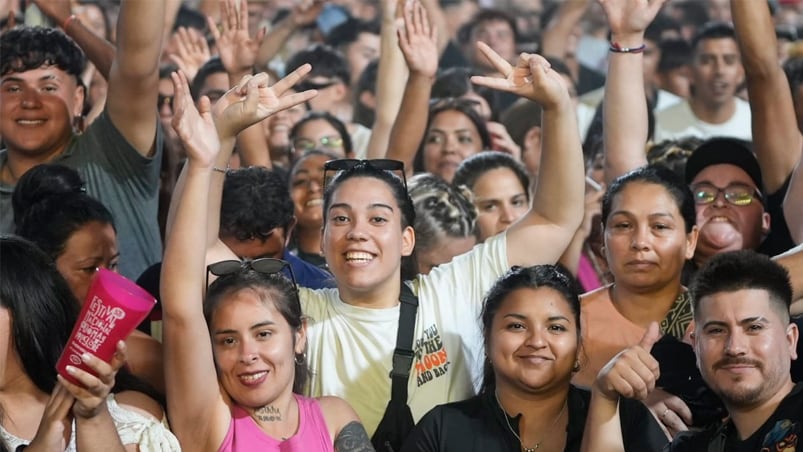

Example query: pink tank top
[218,394,334,452]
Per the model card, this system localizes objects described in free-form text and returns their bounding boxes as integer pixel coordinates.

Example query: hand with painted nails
[59,340,127,419]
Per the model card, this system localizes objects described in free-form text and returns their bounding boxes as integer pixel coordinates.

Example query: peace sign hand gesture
[470,42,571,111]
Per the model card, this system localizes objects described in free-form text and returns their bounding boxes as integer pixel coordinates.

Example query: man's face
[198,71,229,105]
[0,65,83,158]
[693,288,798,409]
[344,32,379,86]
[221,227,288,261]
[691,37,744,109]
[691,164,769,264]
[471,19,517,68]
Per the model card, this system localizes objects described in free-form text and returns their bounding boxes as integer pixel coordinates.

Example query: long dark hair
[13,164,116,260]
[0,235,162,403]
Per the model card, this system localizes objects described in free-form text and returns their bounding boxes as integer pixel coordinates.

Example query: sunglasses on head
[690,182,764,207]
[206,258,299,297]
[322,159,406,193]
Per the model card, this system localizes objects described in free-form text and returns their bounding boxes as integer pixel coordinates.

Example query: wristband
[62,14,78,31]
[609,41,646,54]
[213,166,229,174]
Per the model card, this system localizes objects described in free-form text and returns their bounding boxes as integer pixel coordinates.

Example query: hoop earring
[294,353,306,365]
[572,360,580,373]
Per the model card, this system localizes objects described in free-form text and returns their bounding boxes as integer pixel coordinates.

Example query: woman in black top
[402,265,667,452]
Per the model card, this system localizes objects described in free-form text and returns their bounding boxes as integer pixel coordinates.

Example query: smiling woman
[401,265,667,452]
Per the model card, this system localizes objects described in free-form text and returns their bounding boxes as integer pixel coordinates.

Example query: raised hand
[471,43,570,111]
[171,70,220,168]
[209,0,266,75]
[292,0,325,27]
[59,341,127,419]
[212,65,318,140]
[598,0,666,39]
[595,322,662,401]
[168,27,212,82]
[397,0,439,78]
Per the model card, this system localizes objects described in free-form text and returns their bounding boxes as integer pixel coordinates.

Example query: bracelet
[609,41,646,54]
[62,14,78,31]
[213,166,229,174]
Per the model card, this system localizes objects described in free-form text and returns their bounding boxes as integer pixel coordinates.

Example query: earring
[294,353,306,365]
[572,360,580,372]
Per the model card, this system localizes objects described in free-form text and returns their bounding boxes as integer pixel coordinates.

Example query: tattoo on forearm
[255,405,282,422]
[334,421,374,452]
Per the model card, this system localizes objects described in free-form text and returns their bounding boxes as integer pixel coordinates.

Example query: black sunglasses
[206,258,299,298]
[322,159,407,193]
[296,79,340,92]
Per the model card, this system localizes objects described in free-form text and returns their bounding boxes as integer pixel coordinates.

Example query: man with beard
[584,250,801,451]
[654,21,751,143]
[675,251,801,450]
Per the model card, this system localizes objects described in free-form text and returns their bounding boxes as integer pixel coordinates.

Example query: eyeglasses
[322,159,406,193]
[206,258,299,299]
[295,79,340,92]
[293,135,345,152]
[691,182,764,207]
[157,94,173,111]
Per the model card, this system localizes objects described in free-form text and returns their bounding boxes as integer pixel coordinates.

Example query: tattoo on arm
[334,421,375,452]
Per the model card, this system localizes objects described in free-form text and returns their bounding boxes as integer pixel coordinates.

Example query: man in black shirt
[668,251,801,451]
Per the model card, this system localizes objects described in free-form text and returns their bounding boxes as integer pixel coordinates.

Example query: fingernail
[81,353,92,362]
[66,365,76,374]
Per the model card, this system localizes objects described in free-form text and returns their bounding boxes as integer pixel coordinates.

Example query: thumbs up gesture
[594,322,662,401]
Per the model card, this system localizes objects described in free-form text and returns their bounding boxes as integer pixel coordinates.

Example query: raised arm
[365,0,407,158]
[600,0,665,185]
[211,0,272,169]
[385,0,439,175]
[254,2,323,69]
[32,0,115,79]
[161,71,230,449]
[774,243,803,315]
[106,0,165,157]
[472,43,585,267]
[731,0,802,195]
[540,0,589,60]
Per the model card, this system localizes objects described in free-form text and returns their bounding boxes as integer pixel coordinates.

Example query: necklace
[495,390,568,451]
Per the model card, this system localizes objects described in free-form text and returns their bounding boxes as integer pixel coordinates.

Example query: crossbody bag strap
[389,281,419,402]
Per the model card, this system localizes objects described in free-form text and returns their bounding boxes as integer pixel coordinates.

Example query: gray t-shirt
[0,110,163,279]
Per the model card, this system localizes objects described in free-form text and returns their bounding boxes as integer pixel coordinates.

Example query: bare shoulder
[114,390,165,421]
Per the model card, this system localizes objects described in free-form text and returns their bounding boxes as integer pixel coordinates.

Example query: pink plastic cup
[56,269,156,386]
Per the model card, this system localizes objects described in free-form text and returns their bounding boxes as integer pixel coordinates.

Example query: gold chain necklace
[495,390,568,451]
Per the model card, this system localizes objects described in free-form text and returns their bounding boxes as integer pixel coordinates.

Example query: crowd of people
[1,0,803,450]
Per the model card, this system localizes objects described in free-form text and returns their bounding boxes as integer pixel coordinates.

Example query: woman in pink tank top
[160,34,372,451]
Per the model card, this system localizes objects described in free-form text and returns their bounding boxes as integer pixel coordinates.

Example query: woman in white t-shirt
[200,32,586,437]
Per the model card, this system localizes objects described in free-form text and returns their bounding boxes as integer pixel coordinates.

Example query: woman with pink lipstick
[161,66,371,451]
[400,265,666,452]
